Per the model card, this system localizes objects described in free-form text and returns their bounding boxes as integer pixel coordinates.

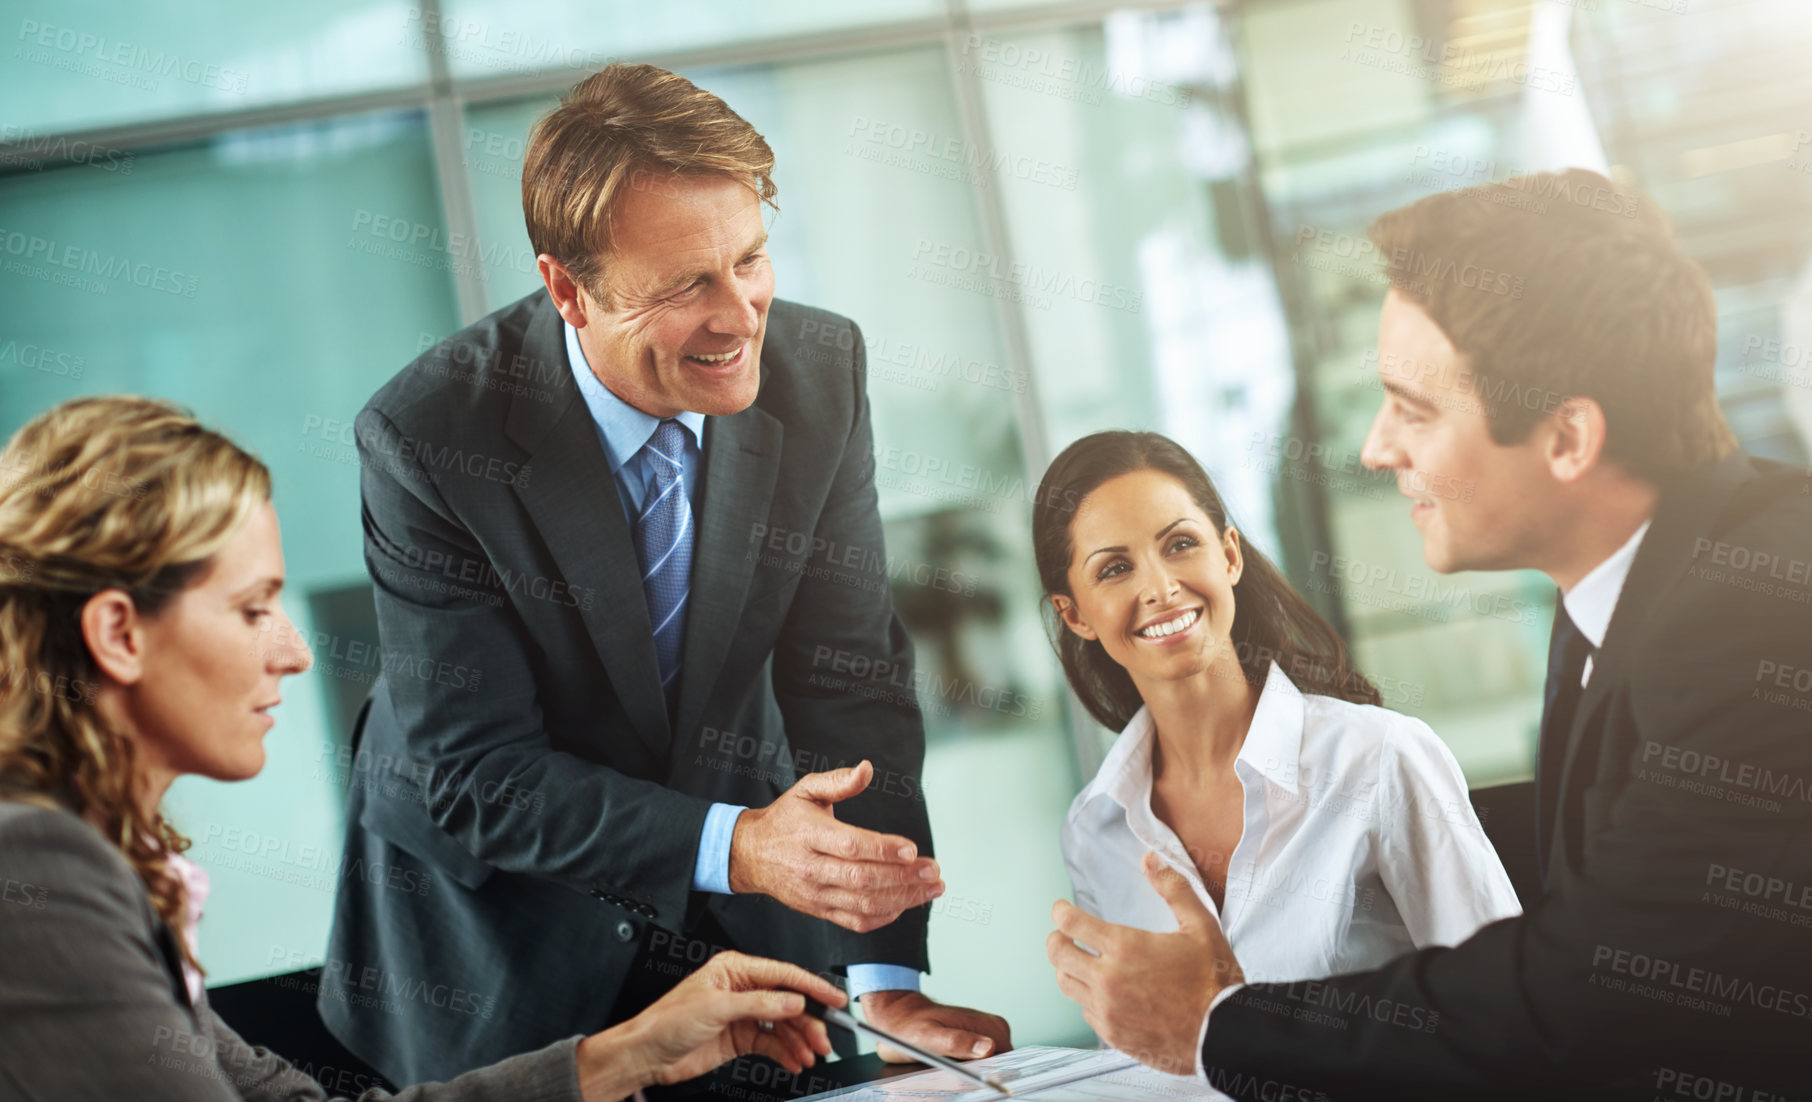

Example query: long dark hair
[1032,431,1379,730]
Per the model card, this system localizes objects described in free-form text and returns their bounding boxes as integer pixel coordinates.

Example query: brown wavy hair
[1033,431,1379,731]
[0,396,272,973]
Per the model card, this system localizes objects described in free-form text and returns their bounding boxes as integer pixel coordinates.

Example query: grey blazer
[321,292,932,1085]
[0,800,582,1101]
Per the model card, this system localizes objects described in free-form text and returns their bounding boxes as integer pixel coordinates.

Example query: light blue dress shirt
[563,322,918,1000]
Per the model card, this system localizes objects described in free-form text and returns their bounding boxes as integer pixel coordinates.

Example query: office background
[3,0,1809,1051]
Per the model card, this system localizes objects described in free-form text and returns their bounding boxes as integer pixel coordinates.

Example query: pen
[803,997,1012,1097]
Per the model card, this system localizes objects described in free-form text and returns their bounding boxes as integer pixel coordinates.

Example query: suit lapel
[506,297,670,757]
[151,916,194,1012]
[672,404,783,744]
[1546,452,1758,873]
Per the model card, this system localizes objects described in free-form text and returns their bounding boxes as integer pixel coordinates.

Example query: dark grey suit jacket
[0,799,582,1101]
[1199,452,1812,1099]
[321,292,932,1084]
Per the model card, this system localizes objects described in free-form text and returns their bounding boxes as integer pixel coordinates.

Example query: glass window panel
[1574,0,1812,466]
[971,11,1296,623]
[963,0,1108,12]
[0,111,460,984]
[461,98,547,311]
[1239,0,1431,158]
[2,1,429,134]
[433,0,941,80]
[1237,0,1564,786]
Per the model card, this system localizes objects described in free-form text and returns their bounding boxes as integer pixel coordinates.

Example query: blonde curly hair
[0,395,272,973]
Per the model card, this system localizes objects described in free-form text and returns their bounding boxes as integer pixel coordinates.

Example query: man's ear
[1545,397,1609,484]
[1222,527,1244,586]
[1050,594,1098,641]
[537,254,592,329]
[81,589,147,686]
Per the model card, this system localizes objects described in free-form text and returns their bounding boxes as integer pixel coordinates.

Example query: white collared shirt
[1063,662,1521,1064]
[1561,520,1650,686]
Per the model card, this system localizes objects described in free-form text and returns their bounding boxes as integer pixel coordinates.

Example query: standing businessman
[1047,170,1812,1098]
[320,63,1009,1085]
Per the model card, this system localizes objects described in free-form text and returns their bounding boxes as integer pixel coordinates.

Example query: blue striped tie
[635,420,692,710]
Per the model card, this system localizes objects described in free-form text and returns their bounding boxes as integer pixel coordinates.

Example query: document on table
[803,1046,1232,1101]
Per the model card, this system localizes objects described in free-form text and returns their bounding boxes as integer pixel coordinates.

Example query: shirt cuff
[691,803,747,895]
[847,964,922,1001]
[1195,984,1243,1079]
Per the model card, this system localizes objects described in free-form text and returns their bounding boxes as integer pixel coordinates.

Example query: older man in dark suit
[320,62,1008,1086]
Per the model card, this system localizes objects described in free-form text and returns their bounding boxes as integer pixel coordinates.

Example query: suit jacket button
[615,920,635,943]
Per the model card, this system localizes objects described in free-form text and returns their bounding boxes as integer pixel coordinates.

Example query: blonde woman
[0,396,843,1101]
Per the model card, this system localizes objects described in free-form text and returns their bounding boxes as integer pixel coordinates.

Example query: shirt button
[615,920,635,943]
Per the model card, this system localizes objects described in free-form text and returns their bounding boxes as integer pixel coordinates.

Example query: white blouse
[1062,661,1520,987]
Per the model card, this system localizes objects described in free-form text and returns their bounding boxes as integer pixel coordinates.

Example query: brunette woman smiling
[1034,432,1518,996]
[0,396,842,1101]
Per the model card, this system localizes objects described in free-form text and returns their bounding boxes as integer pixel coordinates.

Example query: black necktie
[1535,599,1594,881]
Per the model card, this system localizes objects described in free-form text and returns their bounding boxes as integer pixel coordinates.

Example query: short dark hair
[1368,168,1734,483]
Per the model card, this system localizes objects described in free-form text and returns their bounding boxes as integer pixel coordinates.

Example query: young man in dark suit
[320,63,1008,1085]
[1047,169,1812,1099]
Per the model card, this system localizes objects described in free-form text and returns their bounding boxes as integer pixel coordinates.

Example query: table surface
[651,1052,935,1102]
